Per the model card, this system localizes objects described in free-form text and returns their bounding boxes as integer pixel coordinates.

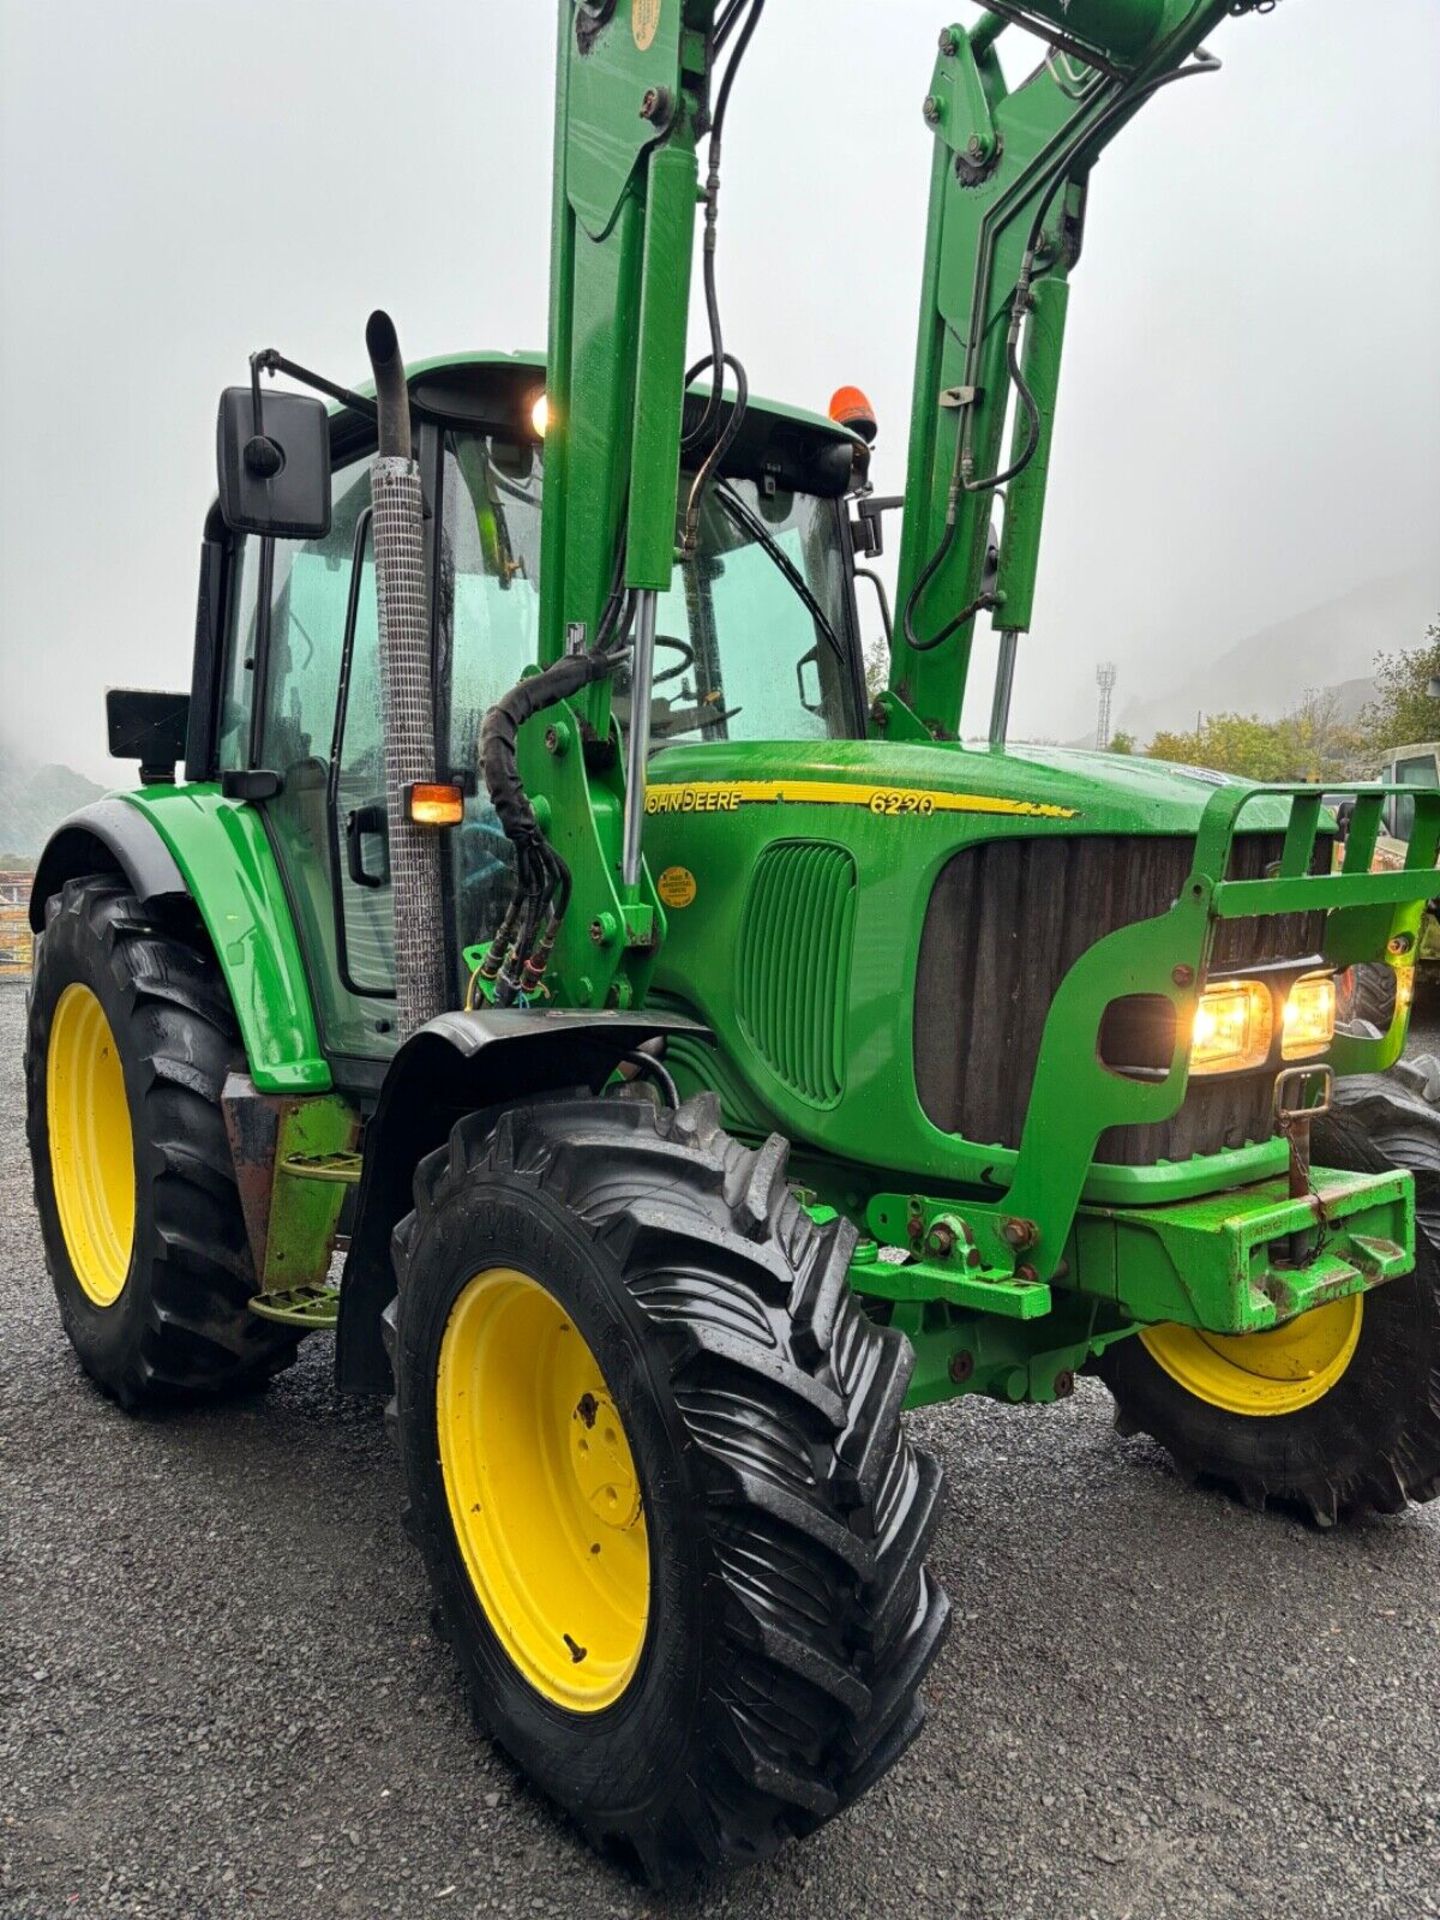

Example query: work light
[1189,980,1272,1076]
[1282,972,1337,1060]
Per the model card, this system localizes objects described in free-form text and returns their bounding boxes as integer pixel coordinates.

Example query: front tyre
[390,1094,949,1886]
[26,874,301,1406]
[1098,1072,1440,1525]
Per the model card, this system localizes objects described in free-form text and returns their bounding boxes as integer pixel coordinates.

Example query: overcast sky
[2,0,1437,780]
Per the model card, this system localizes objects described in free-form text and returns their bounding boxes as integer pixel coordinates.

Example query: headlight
[1189,980,1273,1076]
[1282,971,1337,1059]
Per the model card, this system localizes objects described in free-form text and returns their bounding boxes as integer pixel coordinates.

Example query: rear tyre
[26,874,301,1406]
[389,1093,949,1886]
[1098,1072,1440,1525]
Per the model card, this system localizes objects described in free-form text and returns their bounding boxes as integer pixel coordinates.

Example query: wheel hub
[569,1392,643,1531]
[436,1267,650,1712]
[1140,1294,1364,1417]
[46,983,135,1308]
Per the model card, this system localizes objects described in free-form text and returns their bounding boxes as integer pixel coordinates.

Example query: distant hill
[0,753,104,862]
[1105,568,1437,746]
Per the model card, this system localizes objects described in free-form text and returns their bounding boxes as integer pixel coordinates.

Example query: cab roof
[326,350,865,497]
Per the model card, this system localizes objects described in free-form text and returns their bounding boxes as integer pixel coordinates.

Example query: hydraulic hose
[478,646,621,1004]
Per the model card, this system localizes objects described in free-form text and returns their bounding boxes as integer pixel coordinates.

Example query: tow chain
[1275,1065,1334,1267]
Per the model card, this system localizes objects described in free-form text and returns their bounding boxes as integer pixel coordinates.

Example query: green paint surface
[118,786,330,1094]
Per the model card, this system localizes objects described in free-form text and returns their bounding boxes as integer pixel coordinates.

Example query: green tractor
[24,0,1440,1887]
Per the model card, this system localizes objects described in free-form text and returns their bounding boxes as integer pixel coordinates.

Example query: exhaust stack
[366,309,447,1036]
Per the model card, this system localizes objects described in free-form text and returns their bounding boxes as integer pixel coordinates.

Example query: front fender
[335,1007,713,1394]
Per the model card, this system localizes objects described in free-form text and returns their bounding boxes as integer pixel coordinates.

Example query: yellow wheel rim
[436,1268,650,1712]
[46,983,136,1309]
[1140,1295,1364,1417]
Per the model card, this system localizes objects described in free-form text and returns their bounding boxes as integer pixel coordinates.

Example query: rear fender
[335,1007,712,1394]
[30,788,330,1096]
[30,798,190,929]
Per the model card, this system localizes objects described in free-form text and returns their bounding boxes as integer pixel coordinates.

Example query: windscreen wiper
[712,481,848,669]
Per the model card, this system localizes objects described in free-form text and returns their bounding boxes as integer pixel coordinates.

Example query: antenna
[1095,661,1117,750]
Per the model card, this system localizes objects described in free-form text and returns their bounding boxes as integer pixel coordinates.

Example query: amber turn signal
[407,782,465,827]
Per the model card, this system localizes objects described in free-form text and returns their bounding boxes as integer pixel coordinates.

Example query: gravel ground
[3,979,1438,1920]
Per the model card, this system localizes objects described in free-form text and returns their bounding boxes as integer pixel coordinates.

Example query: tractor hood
[647,736,1300,840]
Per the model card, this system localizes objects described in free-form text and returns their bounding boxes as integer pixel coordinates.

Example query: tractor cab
[188,352,870,1072]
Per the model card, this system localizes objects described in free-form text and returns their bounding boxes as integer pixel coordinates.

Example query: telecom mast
[1096,662,1117,749]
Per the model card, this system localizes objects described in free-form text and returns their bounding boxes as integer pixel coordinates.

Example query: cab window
[1392,752,1437,842]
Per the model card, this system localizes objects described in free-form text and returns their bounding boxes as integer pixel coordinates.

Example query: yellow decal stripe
[643,780,1078,822]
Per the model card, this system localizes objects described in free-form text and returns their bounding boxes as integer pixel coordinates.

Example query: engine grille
[914,832,1329,1165]
[737,841,856,1107]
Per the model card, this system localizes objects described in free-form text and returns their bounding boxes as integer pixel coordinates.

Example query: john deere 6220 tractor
[25,0,1440,1885]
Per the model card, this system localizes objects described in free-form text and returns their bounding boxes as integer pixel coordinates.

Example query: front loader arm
[891,1,1242,740]
[539,4,715,668]
[519,3,720,1013]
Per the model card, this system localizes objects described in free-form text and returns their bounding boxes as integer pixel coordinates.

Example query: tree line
[1108,621,1440,781]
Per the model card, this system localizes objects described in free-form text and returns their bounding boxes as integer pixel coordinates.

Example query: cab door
[217,447,403,1070]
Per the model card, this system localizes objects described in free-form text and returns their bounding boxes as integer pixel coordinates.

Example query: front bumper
[1070,1164,1412,1334]
[860,1163,1412,1337]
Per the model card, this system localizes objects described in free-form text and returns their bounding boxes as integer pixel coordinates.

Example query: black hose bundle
[477,647,623,1005]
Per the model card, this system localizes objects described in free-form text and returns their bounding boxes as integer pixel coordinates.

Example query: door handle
[345,802,389,889]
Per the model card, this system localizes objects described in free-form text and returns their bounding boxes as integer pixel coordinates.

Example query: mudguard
[30,797,189,929]
[335,1006,713,1395]
[30,787,330,1096]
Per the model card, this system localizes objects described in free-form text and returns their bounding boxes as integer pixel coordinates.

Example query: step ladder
[245,1145,364,1329]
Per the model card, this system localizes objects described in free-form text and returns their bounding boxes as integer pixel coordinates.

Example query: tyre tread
[391,1094,948,1885]
[26,875,300,1403]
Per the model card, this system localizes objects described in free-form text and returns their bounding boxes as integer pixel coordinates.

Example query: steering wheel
[653,634,695,687]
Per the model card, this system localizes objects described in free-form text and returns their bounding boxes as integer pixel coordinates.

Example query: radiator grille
[737,841,856,1108]
[914,832,1329,1164]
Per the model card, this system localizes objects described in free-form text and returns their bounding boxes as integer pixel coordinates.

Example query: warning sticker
[657,865,697,909]
[632,0,661,51]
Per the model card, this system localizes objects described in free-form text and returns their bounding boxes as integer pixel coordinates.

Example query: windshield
[436,430,862,947]
[439,431,861,772]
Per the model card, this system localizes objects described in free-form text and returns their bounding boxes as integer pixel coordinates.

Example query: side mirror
[216,387,331,539]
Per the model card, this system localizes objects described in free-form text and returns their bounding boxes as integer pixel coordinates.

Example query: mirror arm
[250,346,486,434]
[252,347,380,427]
[851,493,903,560]
[243,353,283,478]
